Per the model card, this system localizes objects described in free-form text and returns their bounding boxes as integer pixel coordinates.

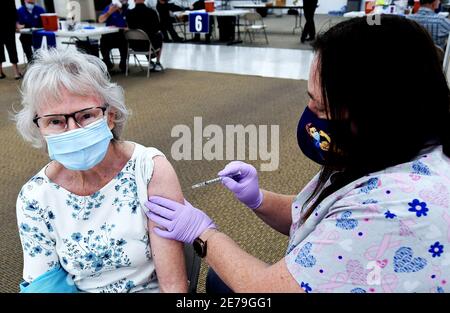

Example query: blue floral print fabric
[16,142,164,293]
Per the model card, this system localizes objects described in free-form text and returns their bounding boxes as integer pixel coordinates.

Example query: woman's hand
[218,161,263,210]
[145,196,216,244]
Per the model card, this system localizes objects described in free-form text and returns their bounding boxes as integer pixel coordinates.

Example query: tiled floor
[161,43,313,80]
[3,34,313,80]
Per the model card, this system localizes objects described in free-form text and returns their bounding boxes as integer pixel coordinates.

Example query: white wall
[314,0,349,14]
[15,0,358,14]
[228,0,355,14]
[52,0,96,20]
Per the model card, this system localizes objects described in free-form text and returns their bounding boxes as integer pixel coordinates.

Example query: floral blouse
[285,145,450,293]
[16,142,164,293]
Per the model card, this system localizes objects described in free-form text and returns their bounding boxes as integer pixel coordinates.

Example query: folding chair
[242,12,269,44]
[173,14,188,40]
[124,29,163,78]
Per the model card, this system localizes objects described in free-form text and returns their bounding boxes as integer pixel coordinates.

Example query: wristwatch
[193,237,207,258]
[193,229,218,258]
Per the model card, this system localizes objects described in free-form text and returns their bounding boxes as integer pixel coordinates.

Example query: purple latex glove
[218,161,263,210]
[144,196,216,244]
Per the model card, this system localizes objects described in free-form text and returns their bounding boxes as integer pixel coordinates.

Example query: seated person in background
[14,48,188,293]
[156,0,186,43]
[98,0,129,73]
[407,0,450,49]
[126,0,164,71]
[17,0,46,63]
[191,0,205,10]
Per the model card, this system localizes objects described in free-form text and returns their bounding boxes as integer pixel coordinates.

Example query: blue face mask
[25,3,35,11]
[297,106,332,165]
[45,118,113,171]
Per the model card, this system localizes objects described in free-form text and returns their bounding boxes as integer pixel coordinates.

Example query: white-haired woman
[14,48,188,293]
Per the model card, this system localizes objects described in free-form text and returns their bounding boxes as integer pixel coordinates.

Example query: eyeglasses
[33,106,108,134]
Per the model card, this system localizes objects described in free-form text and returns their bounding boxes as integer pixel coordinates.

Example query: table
[233,4,305,34]
[20,25,120,40]
[343,11,367,18]
[54,26,120,39]
[18,27,43,35]
[20,25,121,55]
[209,10,251,45]
[343,10,449,18]
[174,9,250,45]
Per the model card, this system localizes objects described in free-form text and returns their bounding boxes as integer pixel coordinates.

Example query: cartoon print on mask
[305,123,331,155]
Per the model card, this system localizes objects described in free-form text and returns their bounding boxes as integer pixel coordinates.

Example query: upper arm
[17,10,24,24]
[16,189,58,283]
[146,156,188,292]
[147,156,184,202]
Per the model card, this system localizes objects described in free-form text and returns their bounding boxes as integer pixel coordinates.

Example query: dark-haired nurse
[145,16,450,293]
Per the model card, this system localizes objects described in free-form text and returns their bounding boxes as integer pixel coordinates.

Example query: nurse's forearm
[201,229,302,292]
[204,230,268,292]
[253,190,294,235]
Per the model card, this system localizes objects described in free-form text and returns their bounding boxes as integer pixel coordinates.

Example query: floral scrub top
[285,145,450,293]
[16,142,164,293]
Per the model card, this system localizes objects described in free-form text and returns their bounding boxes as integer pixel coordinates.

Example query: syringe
[191,173,241,190]
[191,177,223,189]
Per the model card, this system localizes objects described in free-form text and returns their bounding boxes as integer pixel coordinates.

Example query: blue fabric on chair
[19,265,79,293]
[32,30,57,50]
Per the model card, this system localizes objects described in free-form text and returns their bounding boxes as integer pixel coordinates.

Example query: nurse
[17,0,46,63]
[145,16,450,292]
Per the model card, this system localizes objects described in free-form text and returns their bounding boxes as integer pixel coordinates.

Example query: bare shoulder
[147,156,184,203]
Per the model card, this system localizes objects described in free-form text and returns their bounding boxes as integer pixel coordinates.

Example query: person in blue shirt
[17,0,46,63]
[98,0,129,73]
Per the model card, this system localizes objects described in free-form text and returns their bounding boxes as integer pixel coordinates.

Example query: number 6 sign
[189,12,209,33]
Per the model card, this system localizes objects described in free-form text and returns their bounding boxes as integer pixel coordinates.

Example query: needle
[191,177,223,189]
[191,172,241,190]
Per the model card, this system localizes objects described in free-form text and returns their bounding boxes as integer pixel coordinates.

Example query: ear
[107,108,116,130]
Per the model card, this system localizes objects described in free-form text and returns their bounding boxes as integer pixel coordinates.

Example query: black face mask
[121,4,128,10]
[297,106,332,165]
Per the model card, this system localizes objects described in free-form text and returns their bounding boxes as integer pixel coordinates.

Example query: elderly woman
[14,48,187,293]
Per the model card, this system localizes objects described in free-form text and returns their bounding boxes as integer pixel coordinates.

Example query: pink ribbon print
[364,234,402,261]
[442,212,450,243]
